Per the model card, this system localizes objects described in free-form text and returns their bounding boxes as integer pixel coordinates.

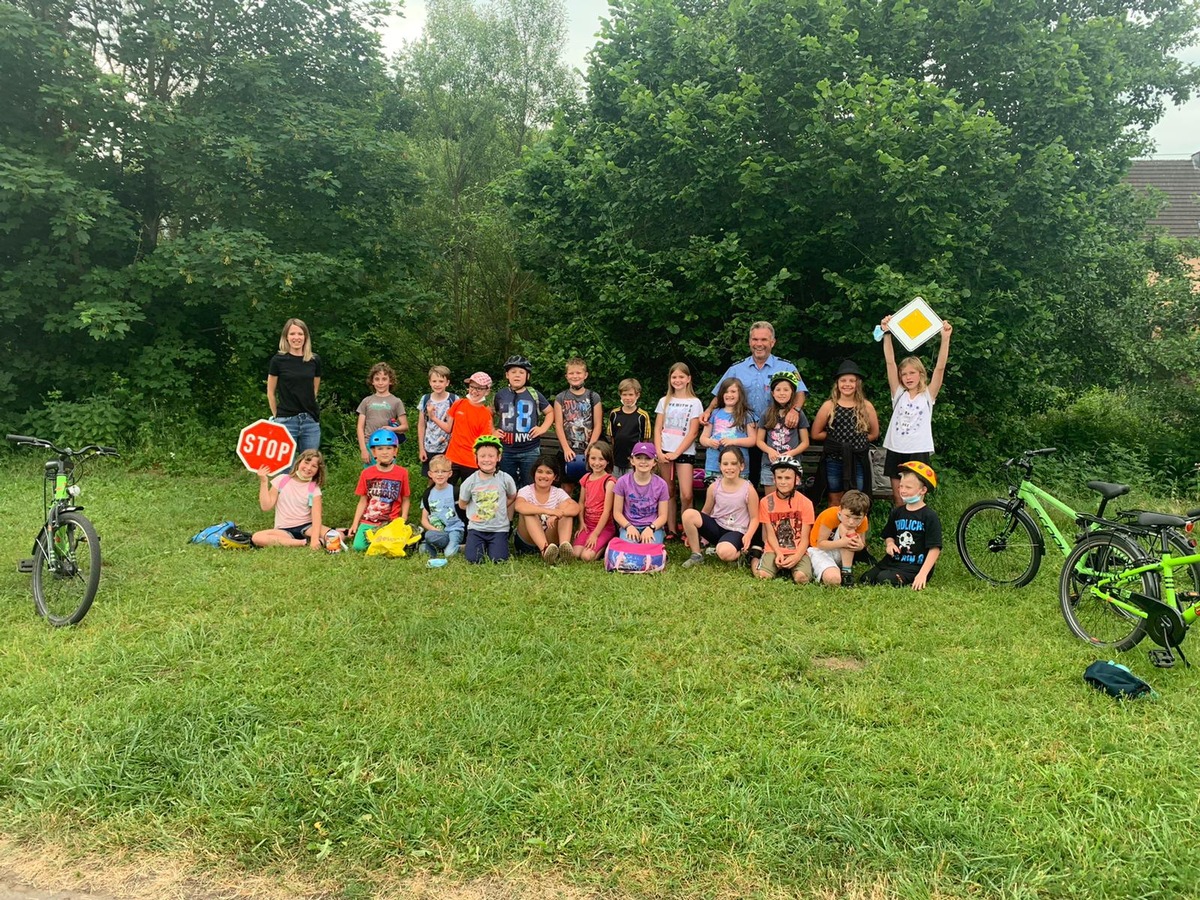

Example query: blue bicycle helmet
[368,429,400,448]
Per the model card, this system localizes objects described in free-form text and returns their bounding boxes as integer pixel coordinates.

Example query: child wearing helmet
[750,455,815,583]
[859,461,942,589]
[348,429,411,552]
[756,371,810,494]
[458,434,517,563]
[494,355,553,491]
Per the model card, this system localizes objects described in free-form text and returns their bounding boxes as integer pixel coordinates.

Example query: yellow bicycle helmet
[898,460,937,490]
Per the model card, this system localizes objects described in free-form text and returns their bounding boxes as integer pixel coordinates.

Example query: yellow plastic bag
[364,519,421,558]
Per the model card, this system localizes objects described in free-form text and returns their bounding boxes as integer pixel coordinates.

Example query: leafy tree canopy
[511,0,1200,457]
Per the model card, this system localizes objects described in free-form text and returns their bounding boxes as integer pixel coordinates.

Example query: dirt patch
[0,841,604,900]
[810,654,866,672]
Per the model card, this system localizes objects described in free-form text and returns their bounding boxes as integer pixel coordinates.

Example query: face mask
[902,494,923,505]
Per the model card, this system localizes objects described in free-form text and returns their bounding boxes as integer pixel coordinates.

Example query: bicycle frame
[1088,548,1200,625]
[1013,480,1081,556]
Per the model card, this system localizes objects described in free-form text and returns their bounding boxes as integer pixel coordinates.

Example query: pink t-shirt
[709,479,752,534]
[579,472,616,530]
[272,475,321,529]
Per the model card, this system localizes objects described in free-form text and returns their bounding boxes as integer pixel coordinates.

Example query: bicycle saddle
[1086,481,1130,500]
[1135,511,1187,529]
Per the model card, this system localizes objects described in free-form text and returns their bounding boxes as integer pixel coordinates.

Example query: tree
[394,0,576,373]
[0,0,423,438]
[511,0,1200,458]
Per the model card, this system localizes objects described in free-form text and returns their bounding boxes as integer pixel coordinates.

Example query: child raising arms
[251,449,326,549]
[654,362,703,538]
[810,360,879,508]
[881,317,952,507]
[699,377,757,482]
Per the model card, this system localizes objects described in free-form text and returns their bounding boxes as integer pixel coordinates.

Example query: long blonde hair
[278,318,313,361]
[828,377,871,435]
[291,449,326,487]
[898,355,929,393]
[664,362,697,399]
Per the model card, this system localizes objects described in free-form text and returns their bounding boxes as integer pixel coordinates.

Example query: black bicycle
[8,434,119,625]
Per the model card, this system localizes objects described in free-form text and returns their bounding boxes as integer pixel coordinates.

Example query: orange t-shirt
[445,398,496,468]
[813,505,869,540]
[757,491,814,551]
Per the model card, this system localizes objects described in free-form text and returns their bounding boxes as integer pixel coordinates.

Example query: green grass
[1,452,1199,898]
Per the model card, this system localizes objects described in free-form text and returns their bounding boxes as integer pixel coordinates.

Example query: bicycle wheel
[956,500,1043,587]
[1059,530,1157,651]
[32,511,101,626]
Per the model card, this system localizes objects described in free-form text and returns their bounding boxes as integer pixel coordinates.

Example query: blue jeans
[421,529,464,557]
[824,457,866,493]
[278,413,320,453]
[499,444,539,492]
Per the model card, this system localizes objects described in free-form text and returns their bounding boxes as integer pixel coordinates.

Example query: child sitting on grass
[419,454,464,558]
[750,456,814,583]
[612,441,669,544]
[251,449,325,549]
[458,435,517,564]
[348,430,410,552]
[681,447,758,568]
[513,455,580,564]
[806,489,871,586]
[860,462,941,590]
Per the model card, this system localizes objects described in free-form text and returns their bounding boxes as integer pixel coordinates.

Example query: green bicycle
[8,434,119,626]
[955,448,1200,589]
[1060,512,1200,667]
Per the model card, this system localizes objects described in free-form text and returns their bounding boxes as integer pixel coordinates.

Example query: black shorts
[883,449,931,479]
[696,513,745,550]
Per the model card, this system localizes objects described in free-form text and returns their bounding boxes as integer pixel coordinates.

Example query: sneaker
[542,543,559,565]
[559,540,574,561]
[704,546,718,556]
[841,568,854,587]
[682,552,705,569]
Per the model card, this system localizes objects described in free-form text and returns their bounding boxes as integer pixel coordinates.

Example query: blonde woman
[267,318,322,451]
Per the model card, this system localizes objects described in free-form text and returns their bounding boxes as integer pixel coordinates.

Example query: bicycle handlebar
[6,434,119,458]
[1000,447,1057,469]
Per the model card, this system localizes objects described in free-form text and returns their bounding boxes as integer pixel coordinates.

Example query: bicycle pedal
[1149,648,1177,669]
[17,558,34,574]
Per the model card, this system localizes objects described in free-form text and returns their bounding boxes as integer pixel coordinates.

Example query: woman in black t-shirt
[267,318,323,452]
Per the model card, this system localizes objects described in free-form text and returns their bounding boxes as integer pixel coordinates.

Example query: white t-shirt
[883,387,935,453]
[654,396,703,454]
[516,484,571,511]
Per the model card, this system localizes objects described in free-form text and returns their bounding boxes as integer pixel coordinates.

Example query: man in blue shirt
[702,321,807,487]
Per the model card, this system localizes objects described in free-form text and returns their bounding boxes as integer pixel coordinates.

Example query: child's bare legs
[518,514,558,560]
[252,528,306,548]
[658,460,678,534]
[714,540,740,563]
[554,515,575,559]
[675,462,694,531]
[681,508,703,555]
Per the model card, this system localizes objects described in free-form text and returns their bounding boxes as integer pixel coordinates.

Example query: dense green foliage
[511,0,1200,464]
[2,0,1199,479]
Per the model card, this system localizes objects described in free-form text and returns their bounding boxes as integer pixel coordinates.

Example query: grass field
[1,450,1199,898]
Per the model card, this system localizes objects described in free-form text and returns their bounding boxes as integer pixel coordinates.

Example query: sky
[380,0,1197,159]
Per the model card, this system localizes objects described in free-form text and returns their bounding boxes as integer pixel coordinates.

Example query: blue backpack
[190,521,236,547]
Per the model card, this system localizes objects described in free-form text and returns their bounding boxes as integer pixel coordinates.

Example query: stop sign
[236,419,296,475]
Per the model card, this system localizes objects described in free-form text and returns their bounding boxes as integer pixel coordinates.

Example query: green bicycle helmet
[368,428,399,448]
[473,434,504,453]
[770,370,800,390]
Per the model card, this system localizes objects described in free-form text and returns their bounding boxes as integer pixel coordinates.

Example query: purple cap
[465,371,493,389]
[630,441,657,459]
